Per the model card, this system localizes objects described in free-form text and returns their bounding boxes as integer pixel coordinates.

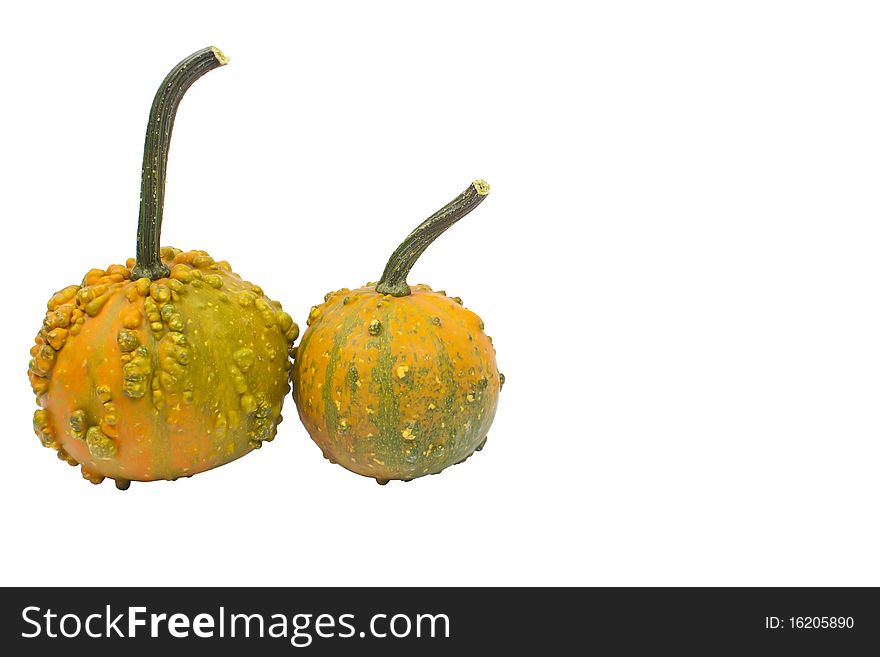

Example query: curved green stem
[131,46,229,281]
[375,180,490,297]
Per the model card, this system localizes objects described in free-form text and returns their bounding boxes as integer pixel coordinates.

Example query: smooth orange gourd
[293,182,503,483]
[27,48,298,488]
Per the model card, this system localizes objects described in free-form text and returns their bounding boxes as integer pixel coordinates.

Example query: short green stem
[375,180,490,297]
[131,46,229,281]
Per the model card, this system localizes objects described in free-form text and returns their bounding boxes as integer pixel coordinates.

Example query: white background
[1,1,878,586]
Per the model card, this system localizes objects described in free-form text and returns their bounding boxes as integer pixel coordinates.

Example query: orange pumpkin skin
[292,284,501,482]
[29,246,299,486]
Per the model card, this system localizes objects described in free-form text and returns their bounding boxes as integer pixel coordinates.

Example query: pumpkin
[292,181,503,484]
[27,47,299,488]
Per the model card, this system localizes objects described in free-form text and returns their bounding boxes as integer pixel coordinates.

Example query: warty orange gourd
[27,47,299,489]
[292,181,503,484]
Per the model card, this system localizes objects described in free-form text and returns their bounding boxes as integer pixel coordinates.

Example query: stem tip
[473,180,490,196]
[210,46,230,66]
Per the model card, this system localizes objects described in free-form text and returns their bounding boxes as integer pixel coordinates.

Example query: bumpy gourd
[27,47,298,488]
[292,182,503,484]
